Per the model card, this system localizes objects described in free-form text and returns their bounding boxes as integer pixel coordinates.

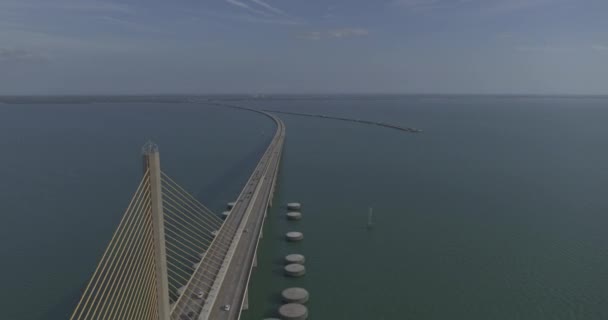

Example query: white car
[194,290,204,299]
[222,304,231,311]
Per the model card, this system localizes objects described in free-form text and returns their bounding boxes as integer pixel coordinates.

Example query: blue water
[1,96,607,319]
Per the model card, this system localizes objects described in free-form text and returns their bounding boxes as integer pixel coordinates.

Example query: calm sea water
[1,96,607,319]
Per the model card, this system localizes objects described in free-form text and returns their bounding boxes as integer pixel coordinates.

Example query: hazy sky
[1,0,607,95]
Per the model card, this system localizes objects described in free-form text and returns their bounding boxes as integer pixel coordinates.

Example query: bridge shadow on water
[189,135,273,214]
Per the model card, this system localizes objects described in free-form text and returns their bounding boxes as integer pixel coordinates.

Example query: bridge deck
[170,108,285,320]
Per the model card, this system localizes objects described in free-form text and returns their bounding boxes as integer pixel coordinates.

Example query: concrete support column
[143,143,171,320]
[242,287,249,311]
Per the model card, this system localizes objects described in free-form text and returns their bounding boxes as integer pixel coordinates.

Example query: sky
[0,0,607,95]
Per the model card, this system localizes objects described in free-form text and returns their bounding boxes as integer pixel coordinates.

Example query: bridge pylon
[142,141,171,320]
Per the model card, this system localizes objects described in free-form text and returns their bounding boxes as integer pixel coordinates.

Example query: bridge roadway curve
[170,104,285,320]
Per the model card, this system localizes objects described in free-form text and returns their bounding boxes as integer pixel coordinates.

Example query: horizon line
[2,93,608,98]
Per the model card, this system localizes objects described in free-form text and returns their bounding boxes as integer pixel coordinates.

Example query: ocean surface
[0,96,607,319]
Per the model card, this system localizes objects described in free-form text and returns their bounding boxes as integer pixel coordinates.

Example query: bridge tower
[142,142,171,320]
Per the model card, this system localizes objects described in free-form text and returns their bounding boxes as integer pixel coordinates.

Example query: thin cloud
[515,45,575,53]
[479,0,558,14]
[99,16,166,34]
[393,0,440,8]
[193,9,302,25]
[592,44,608,52]
[392,0,464,12]
[301,28,369,40]
[392,0,563,14]
[301,31,323,40]
[516,44,608,53]
[224,0,270,16]
[250,0,285,15]
[0,48,49,63]
[0,0,132,14]
[237,15,302,25]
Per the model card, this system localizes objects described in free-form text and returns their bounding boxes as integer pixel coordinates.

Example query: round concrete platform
[286,211,302,220]
[282,287,309,304]
[286,232,304,242]
[278,303,308,320]
[287,203,302,211]
[284,254,305,265]
[284,264,306,277]
[221,211,230,219]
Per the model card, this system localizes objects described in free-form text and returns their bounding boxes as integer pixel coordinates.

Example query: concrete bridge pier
[142,144,170,320]
[242,287,249,311]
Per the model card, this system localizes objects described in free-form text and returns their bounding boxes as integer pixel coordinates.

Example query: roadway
[206,112,284,320]
[170,105,285,320]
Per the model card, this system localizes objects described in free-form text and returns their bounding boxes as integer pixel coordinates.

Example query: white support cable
[161,194,234,238]
[85,199,151,320]
[167,260,194,284]
[162,207,214,246]
[166,244,221,271]
[163,209,214,244]
[165,233,226,266]
[165,240,199,262]
[167,232,226,270]
[166,257,194,278]
[121,241,155,320]
[124,244,157,320]
[163,190,224,235]
[165,246,199,270]
[160,187,226,231]
[164,219,231,253]
[166,252,195,274]
[160,172,221,220]
[100,212,153,319]
[165,250,223,286]
[164,227,207,254]
[105,226,154,320]
[133,257,158,320]
[166,242,223,269]
[169,230,229,268]
[167,261,190,283]
[163,217,231,256]
[82,192,151,320]
[160,183,222,227]
[70,175,150,320]
[165,227,207,252]
[79,189,151,320]
[161,199,228,238]
[173,228,236,318]
[93,206,153,319]
[112,238,155,320]
[165,243,227,276]
[170,232,230,318]
[168,279,180,294]
[168,270,186,288]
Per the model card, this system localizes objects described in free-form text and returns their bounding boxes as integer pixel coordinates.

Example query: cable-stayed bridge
[70,110,285,320]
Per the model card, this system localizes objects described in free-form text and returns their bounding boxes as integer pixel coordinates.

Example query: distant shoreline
[1,94,607,105]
